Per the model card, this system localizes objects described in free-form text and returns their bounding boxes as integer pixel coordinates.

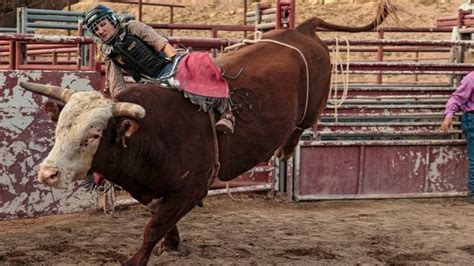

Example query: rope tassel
[327,37,351,124]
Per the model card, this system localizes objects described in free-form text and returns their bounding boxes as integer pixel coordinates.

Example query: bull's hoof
[157,243,189,257]
[122,252,148,266]
[122,258,139,266]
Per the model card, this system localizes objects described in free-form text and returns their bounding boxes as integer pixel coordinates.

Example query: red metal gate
[290,140,466,201]
[288,83,468,201]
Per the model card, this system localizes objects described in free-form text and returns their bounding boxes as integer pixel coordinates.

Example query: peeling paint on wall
[428,146,466,192]
[296,143,467,199]
[0,70,102,220]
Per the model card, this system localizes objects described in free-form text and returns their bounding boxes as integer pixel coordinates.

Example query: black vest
[108,26,168,82]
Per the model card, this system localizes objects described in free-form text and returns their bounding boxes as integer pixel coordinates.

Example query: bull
[19,1,397,264]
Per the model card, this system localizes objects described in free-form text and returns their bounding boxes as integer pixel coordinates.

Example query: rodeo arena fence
[1,0,473,219]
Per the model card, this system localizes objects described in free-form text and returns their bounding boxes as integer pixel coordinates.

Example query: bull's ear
[115,119,140,148]
[44,101,64,122]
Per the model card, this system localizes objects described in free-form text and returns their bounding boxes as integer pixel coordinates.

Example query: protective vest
[108,26,168,82]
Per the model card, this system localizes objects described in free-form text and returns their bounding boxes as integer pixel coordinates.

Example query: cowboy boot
[215,111,235,133]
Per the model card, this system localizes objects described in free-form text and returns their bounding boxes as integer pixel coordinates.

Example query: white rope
[224,32,310,125]
[326,37,351,123]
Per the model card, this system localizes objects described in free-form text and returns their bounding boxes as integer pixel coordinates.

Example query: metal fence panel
[292,141,467,201]
[0,70,102,220]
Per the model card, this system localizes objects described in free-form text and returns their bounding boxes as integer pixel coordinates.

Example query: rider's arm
[105,59,127,96]
[127,20,176,58]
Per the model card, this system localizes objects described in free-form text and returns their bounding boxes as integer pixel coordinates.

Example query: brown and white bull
[19,2,397,264]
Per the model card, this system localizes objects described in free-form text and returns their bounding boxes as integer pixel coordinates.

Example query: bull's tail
[296,0,401,33]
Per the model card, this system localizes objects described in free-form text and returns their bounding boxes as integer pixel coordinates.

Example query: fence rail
[2,33,474,76]
[0,34,96,71]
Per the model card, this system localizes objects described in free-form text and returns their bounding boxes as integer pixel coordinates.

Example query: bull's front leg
[144,199,181,254]
[124,188,207,266]
[159,225,180,253]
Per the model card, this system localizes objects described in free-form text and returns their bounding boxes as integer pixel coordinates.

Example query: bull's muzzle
[38,167,60,187]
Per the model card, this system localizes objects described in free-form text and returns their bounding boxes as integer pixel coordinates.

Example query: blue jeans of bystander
[461,113,474,198]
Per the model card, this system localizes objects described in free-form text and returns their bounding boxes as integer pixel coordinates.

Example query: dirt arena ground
[1,193,474,265]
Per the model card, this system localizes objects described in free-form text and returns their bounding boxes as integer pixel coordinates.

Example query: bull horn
[19,81,74,102]
[113,102,146,120]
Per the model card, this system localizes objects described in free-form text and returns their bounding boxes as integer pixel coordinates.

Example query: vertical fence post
[289,0,296,29]
[77,42,82,70]
[457,8,463,29]
[170,7,174,36]
[244,0,247,24]
[1,0,5,27]
[415,51,419,83]
[211,28,218,58]
[244,0,248,38]
[78,19,88,69]
[138,0,143,22]
[275,0,282,30]
[376,29,384,84]
[16,7,22,33]
[52,51,58,65]
[67,0,71,36]
[21,8,28,34]
[9,40,15,70]
[90,43,97,71]
[15,41,24,69]
[255,3,261,27]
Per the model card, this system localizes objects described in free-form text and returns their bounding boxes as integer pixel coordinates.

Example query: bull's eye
[92,134,100,139]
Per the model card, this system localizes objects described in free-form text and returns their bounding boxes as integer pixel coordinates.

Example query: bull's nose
[38,169,59,186]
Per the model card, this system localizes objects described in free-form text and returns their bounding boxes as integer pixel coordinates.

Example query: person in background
[441,71,474,201]
[84,5,235,133]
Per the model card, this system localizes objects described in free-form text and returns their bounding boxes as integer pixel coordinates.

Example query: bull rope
[326,37,351,123]
[224,31,310,125]
[207,111,221,188]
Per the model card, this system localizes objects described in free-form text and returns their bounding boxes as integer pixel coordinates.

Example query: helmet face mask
[85,5,119,44]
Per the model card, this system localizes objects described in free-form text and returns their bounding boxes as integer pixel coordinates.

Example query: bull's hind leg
[275,128,304,161]
[124,188,207,266]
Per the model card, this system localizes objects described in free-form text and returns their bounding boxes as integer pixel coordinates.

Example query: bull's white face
[38,91,114,188]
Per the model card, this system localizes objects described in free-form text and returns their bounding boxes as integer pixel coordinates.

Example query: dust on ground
[1,193,474,265]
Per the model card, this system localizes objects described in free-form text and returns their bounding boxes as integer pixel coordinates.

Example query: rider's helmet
[84,5,120,44]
